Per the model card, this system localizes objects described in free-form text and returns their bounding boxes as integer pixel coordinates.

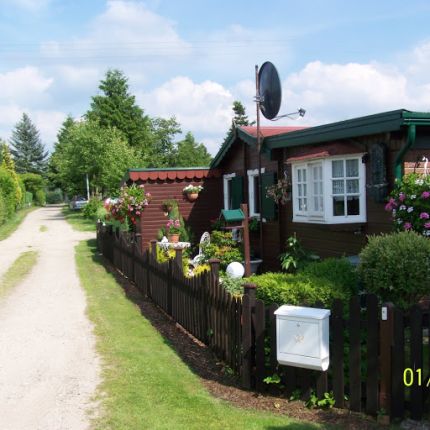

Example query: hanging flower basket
[183,184,203,201]
[266,179,292,205]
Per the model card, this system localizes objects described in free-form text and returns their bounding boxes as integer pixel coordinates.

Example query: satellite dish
[258,61,282,120]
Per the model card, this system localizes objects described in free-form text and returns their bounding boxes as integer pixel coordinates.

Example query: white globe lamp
[226,261,245,279]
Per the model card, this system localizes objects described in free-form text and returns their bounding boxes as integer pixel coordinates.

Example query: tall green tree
[52,120,138,196]
[222,100,254,148]
[87,69,152,153]
[9,113,48,174]
[176,132,212,167]
[1,142,22,206]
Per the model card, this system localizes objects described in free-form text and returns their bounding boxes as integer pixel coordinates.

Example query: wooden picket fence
[97,223,430,422]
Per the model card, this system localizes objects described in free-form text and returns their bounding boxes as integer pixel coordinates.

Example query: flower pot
[168,234,180,243]
[187,192,199,202]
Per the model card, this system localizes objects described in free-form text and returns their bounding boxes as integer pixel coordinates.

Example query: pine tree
[176,132,212,167]
[87,69,152,152]
[221,101,254,147]
[10,113,48,174]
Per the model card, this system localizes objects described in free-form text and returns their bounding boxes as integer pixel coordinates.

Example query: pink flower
[146,192,151,197]
[136,211,141,216]
[420,212,430,219]
[422,191,430,199]
[404,222,412,230]
[139,184,145,188]
[425,222,430,229]
[399,193,406,202]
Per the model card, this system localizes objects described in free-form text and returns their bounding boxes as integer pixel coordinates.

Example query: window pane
[346,179,359,194]
[313,196,318,211]
[332,180,344,194]
[297,169,301,182]
[319,182,323,194]
[254,176,260,213]
[302,198,307,211]
[313,182,318,194]
[302,169,306,181]
[346,159,359,177]
[333,196,345,216]
[347,196,360,215]
[228,180,233,209]
[319,196,324,212]
[303,183,307,196]
[298,183,302,196]
[332,160,344,178]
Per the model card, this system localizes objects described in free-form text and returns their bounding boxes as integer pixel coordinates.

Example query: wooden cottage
[122,168,222,251]
[210,109,430,269]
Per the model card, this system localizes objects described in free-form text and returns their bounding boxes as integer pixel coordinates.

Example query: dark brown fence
[97,223,430,422]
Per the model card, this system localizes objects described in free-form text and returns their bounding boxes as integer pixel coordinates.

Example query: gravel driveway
[0,206,100,430]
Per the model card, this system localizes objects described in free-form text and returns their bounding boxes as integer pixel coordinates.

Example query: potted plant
[266,178,292,205]
[166,219,181,243]
[183,184,203,202]
[162,198,177,214]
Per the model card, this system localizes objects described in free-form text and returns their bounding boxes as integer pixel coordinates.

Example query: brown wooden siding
[134,177,222,250]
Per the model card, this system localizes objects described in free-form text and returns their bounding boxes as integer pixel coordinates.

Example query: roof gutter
[394,124,416,180]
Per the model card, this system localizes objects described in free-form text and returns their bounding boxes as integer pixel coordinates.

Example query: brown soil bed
[107,261,383,429]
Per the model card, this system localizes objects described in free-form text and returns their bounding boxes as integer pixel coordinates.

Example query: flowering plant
[183,184,203,194]
[166,219,181,234]
[266,178,291,205]
[108,183,151,227]
[385,173,430,235]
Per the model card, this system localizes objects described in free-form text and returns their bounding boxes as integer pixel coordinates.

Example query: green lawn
[0,206,36,241]
[62,207,96,232]
[76,239,324,430]
[0,251,38,297]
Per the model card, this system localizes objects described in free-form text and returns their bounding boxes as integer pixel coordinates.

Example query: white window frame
[292,154,366,224]
[247,168,265,217]
[223,173,236,210]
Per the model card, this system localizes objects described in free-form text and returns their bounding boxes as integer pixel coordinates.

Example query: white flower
[415,179,424,185]
[407,206,414,213]
[425,230,430,236]
[397,218,403,224]
[411,194,417,199]
[399,205,407,211]
[392,209,397,216]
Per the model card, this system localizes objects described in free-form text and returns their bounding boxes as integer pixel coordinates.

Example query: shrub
[83,197,103,219]
[46,189,63,204]
[0,191,6,225]
[201,231,243,270]
[358,231,430,308]
[301,258,358,296]
[24,191,33,206]
[250,271,353,307]
[0,167,17,217]
[34,189,46,206]
[20,173,45,195]
[279,235,319,273]
[220,273,244,296]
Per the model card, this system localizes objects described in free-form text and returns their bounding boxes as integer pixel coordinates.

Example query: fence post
[242,282,256,390]
[174,248,183,274]
[379,302,394,421]
[148,240,157,300]
[208,258,220,287]
[208,259,220,351]
[150,240,157,258]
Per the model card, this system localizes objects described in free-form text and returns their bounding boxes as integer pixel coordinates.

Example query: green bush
[82,197,103,219]
[220,273,244,296]
[201,231,243,270]
[46,189,63,204]
[35,189,46,206]
[250,271,353,307]
[0,167,17,217]
[24,191,33,206]
[301,258,358,296]
[20,173,45,195]
[0,191,6,225]
[358,231,430,308]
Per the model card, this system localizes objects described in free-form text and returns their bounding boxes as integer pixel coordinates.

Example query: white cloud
[1,0,51,11]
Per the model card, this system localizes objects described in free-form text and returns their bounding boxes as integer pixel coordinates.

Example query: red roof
[240,126,307,138]
[128,169,221,182]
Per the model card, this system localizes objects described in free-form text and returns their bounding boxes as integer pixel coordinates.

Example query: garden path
[0,206,100,430]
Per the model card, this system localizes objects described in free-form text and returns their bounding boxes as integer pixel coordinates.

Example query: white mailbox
[274,305,330,371]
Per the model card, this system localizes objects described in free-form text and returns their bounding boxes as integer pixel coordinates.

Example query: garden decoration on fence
[106,183,151,231]
[385,173,430,235]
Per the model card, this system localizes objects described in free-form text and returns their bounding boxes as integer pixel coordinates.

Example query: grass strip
[0,251,39,297]
[76,239,323,430]
[62,207,96,232]
[39,225,48,232]
[0,206,36,241]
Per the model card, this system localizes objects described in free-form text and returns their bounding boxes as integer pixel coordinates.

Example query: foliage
[175,132,212,167]
[210,217,223,231]
[166,219,181,235]
[1,143,23,206]
[385,173,430,235]
[83,197,104,220]
[0,166,18,218]
[107,183,151,228]
[45,189,63,204]
[279,235,319,273]
[155,245,189,274]
[219,272,244,296]
[9,113,48,174]
[183,184,203,194]
[358,231,430,308]
[0,191,6,225]
[222,100,254,148]
[250,271,354,307]
[301,258,358,296]
[24,191,33,206]
[20,172,45,195]
[158,199,190,242]
[51,119,139,196]
[305,391,336,409]
[34,189,46,206]
[263,373,281,385]
[191,264,210,277]
[87,69,152,151]
[200,231,243,270]
[248,217,259,232]
[266,178,291,205]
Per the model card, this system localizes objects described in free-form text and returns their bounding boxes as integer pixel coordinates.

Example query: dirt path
[0,206,100,430]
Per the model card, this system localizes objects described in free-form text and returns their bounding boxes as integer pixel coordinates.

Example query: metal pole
[86,173,90,200]
[255,65,263,263]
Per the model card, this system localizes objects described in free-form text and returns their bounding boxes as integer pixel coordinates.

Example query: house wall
[132,177,222,251]
[218,141,281,271]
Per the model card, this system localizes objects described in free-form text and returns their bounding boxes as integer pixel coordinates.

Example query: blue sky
[1,0,430,154]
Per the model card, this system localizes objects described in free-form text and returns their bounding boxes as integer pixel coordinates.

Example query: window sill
[292,217,366,231]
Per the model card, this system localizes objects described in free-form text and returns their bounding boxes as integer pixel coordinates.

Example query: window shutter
[231,176,243,209]
[262,171,277,220]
